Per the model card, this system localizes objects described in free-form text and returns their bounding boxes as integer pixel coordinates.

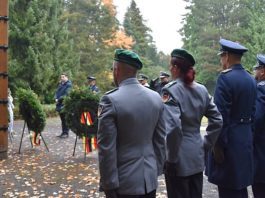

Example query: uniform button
[240,119,243,122]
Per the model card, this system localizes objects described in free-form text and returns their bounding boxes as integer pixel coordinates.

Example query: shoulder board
[221,68,232,74]
[105,88,118,95]
[164,81,177,88]
[258,81,265,86]
[195,81,204,85]
[246,70,252,74]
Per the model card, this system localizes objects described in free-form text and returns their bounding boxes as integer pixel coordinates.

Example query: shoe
[59,133,69,138]
[56,133,64,137]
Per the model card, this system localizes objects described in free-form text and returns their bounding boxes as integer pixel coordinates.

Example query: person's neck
[227,61,241,68]
[118,76,136,85]
[259,77,265,82]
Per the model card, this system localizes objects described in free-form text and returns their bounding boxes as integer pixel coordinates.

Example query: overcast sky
[113,0,188,54]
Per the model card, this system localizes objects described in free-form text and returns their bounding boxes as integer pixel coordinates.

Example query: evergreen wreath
[63,86,100,138]
[17,88,46,134]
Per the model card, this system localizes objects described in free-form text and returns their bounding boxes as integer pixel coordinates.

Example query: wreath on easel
[63,86,100,138]
[16,88,46,148]
[17,88,46,133]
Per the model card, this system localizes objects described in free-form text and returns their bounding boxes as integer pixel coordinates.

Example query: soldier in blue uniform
[87,76,99,93]
[252,54,265,198]
[206,39,257,198]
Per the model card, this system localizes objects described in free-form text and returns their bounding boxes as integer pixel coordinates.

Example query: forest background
[8,0,265,103]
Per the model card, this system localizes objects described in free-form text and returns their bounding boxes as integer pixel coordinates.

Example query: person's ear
[261,68,265,75]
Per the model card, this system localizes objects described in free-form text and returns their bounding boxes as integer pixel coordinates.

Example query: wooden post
[0,0,9,160]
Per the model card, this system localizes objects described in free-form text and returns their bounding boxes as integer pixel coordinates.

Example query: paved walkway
[0,117,252,197]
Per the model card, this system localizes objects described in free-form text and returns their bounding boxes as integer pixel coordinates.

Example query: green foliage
[17,88,46,133]
[243,0,265,70]
[181,0,260,93]
[8,0,170,100]
[123,0,166,67]
[65,0,117,91]
[64,86,100,138]
[123,0,150,55]
[9,0,79,103]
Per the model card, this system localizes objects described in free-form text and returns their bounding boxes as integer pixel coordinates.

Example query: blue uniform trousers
[218,186,248,198]
[252,182,265,198]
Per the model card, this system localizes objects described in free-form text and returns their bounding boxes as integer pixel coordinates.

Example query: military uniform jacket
[55,80,72,112]
[253,80,265,183]
[162,79,222,177]
[207,64,257,189]
[155,82,169,95]
[89,85,99,93]
[97,78,166,195]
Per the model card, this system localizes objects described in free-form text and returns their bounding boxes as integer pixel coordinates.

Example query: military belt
[232,117,252,124]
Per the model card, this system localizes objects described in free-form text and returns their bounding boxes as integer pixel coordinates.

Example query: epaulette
[164,81,177,89]
[105,88,118,95]
[221,68,232,74]
[196,81,204,85]
[246,69,252,75]
[258,81,265,86]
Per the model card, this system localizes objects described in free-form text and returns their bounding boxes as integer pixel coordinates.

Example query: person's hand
[104,189,118,198]
[213,144,224,164]
[164,161,177,176]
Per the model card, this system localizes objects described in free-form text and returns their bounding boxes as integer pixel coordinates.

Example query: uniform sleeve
[214,74,232,147]
[97,95,119,190]
[65,83,72,94]
[254,86,265,133]
[163,91,183,163]
[57,82,72,100]
[152,103,166,176]
[62,82,72,98]
[204,94,223,150]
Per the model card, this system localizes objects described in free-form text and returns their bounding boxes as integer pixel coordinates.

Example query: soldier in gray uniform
[162,49,223,198]
[97,49,166,198]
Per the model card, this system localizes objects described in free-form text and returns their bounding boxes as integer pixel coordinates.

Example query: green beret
[171,48,195,66]
[114,49,143,70]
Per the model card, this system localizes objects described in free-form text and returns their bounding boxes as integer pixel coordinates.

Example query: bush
[63,86,100,138]
[16,88,46,134]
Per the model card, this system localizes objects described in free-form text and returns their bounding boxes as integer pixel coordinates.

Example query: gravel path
[0,117,253,197]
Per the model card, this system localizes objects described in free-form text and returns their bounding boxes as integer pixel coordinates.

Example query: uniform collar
[171,78,182,83]
[257,80,265,86]
[119,77,139,87]
[231,64,243,70]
